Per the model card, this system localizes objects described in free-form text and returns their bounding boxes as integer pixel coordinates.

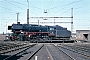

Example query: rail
[26,44,44,60]
[53,44,75,60]
[45,46,54,60]
[58,44,90,58]
[3,44,36,60]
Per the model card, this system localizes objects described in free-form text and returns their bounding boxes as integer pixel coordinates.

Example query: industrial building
[76,30,90,40]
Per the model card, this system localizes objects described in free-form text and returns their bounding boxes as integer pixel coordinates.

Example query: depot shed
[76,30,90,40]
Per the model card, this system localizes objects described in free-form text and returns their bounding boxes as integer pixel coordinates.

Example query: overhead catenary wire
[74,3,90,10]
[66,1,90,15]
[8,0,27,6]
[49,0,82,16]
[0,5,16,12]
[5,1,25,10]
[47,0,66,10]
[47,0,54,10]
[46,0,81,10]
[49,0,90,18]
[0,0,90,29]
[1,0,89,14]
[1,0,85,16]
[0,2,89,19]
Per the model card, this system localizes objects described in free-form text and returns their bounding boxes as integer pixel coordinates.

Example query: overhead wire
[45,0,89,31]
[1,0,89,15]
[47,0,53,10]
[4,0,40,13]
[10,0,44,10]
[0,0,28,22]
[60,9,71,15]
[0,6,14,12]
[1,0,90,20]
[8,0,27,6]
[74,3,90,10]
[6,0,83,16]
[5,1,25,10]
[30,4,44,10]
[0,1,25,15]
[0,1,16,12]
[47,0,81,10]
[50,0,82,16]
[47,0,88,16]
[74,3,90,15]
[61,0,90,15]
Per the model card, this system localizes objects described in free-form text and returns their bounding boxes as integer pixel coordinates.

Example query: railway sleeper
[59,45,90,58]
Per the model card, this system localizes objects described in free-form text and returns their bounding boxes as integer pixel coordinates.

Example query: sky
[0,0,90,34]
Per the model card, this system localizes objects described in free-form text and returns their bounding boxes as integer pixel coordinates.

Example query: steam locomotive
[8,22,71,41]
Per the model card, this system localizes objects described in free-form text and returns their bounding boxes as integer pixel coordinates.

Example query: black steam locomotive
[8,22,71,41]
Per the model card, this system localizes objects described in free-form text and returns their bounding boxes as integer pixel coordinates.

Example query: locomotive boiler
[8,22,71,41]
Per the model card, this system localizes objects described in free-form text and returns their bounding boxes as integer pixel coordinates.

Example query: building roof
[76,30,90,32]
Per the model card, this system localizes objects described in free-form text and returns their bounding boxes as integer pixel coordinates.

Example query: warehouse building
[76,30,90,40]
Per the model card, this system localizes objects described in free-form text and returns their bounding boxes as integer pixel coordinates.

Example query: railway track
[0,41,30,52]
[53,44,75,60]
[0,43,21,51]
[15,43,45,60]
[45,46,54,60]
[63,44,90,55]
[46,44,75,60]
[27,44,75,60]
[0,44,30,54]
[21,44,51,60]
[61,44,90,57]
[26,44,44,60]
[70,44,90,53]
[58,44,90,60]
[0,43,90,60]
[0,42,36,60]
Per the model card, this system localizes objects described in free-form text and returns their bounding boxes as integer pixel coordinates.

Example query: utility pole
[71,8,73,34]
[38,20,39,26]
[16,12,19,24]
[6,22,7,34]
[54,19,55,26]
[27,0,29,24]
